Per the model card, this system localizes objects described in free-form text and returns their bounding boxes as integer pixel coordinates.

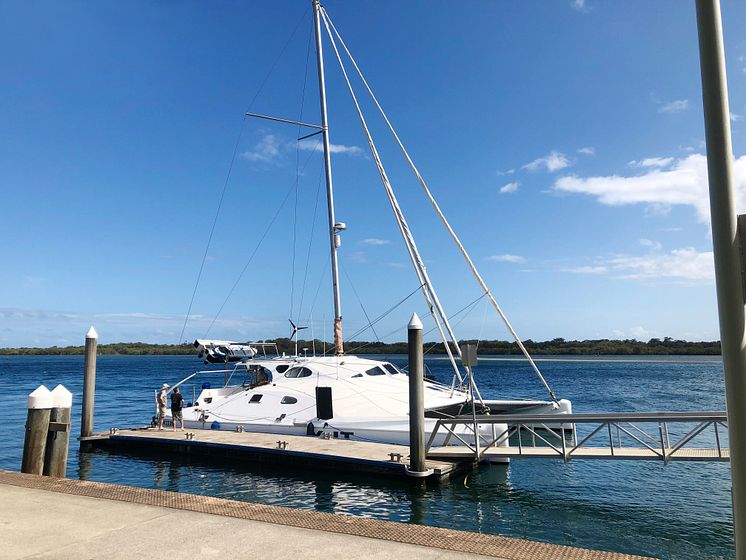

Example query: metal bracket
[49,422,70,433]
[737,214,746,304]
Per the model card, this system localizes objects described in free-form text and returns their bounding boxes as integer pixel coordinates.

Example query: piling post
[81,326,98,439]
[695,1,746,555]
[21,386,53,475]
[43,385,72,477]
[407,313,428,476]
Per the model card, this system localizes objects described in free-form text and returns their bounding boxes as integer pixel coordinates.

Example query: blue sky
[2,0,746,347]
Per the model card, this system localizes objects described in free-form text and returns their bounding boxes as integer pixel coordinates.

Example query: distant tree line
[0,337,722,356]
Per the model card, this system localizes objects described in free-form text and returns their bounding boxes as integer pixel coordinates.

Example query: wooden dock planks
[83,428,468,479]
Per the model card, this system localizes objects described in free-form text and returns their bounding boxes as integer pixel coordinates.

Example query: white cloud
[384,261,407,269]
[487,254,527,264]
[361,238,390,246]
[732,113,743,122]
[552,153,746,224]
[659,99,689,114]
[564,266,608,274]
[499,182,519,194]
[497,169,516,176]
[628,157,674,169]
[242,134,281,162]
[609,248,713,281]
[639,238,662,251]
[571,0,588,12]
[563,248,714,282]
[578,147,595,156]
[299,138,362,155]
[523,151,571,173]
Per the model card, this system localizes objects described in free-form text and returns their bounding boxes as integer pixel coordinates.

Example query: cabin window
[383,363,401,374]
[280,396,298,405]
[276,365,289,373]
[351,373,363,378]
[365,367,386,376]
[284,366,313,378]
[249,394,263,403]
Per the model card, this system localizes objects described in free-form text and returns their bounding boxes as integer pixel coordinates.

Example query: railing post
[406,313,428,477]
[81,326,98,439]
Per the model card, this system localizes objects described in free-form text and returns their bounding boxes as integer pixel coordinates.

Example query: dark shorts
[172,410,183,420]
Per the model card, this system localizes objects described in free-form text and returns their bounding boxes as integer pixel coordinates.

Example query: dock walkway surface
[82,427,465,479]
[0,470,651,560]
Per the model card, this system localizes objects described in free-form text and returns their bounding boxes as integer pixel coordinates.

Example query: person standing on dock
[157,384,168,430]
[170,386,184,431]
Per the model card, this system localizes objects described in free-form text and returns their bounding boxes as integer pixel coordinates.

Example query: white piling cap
[86,326,98,339]
[51,384,73,408]
[28,385,54,410]
[408,312,423,330]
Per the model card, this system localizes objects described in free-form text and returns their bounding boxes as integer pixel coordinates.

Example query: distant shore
[0,337,721,356]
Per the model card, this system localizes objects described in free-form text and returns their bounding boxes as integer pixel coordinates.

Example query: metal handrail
[425,411,730,464]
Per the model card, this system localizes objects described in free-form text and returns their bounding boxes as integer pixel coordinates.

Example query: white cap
[162,383,170,389]
[50,384,73,408]
[86,326,98,339]
[28,385,53,410]
[408,312,423,330]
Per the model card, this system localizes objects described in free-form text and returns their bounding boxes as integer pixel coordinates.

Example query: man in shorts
[170,386,185,431]
[157,383,169,430]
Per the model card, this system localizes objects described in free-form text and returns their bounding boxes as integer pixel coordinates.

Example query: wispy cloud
[639,238,662,251]
[658,99,689,114]
[499,182,519,194]
[628,157,674,169]
[732,113,743,122]
[578,147,595,156]
[299,138,362,155]
[563,248,714,282]
[487,254,527,264]
[384,261,407,269]
[571,0,588,12]
[361,238,390,246]
[564,265,608,274]
[242,134,281,162]
[552,153,746,224]
[523,151,571,173]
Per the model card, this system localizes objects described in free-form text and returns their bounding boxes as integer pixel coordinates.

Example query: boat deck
[82,427,468,480]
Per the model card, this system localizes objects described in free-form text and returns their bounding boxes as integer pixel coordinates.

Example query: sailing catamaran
[161,0,572,447]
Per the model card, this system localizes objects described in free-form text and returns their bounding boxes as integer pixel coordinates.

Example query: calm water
[0,354,733,559]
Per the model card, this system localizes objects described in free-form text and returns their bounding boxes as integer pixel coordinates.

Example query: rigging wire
[297,169,324,322]
[203,140,322,337]
[344,282,426,353]
[289,24,315,322]
[319,10,465,387]
[179,6,311,344]
[340,264,380,343]
[321,7,557,403]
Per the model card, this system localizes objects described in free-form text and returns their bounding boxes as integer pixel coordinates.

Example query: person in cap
[157,383,169,430]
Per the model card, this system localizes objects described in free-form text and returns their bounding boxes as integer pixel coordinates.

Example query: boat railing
[425,411,729,463]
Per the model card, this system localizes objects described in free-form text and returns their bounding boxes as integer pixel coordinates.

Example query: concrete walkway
[0,470,651,560]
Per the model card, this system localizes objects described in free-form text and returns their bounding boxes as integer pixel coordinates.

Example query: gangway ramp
[426,411,729,463]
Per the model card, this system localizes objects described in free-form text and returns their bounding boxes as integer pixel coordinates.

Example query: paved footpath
[0,470,651,560]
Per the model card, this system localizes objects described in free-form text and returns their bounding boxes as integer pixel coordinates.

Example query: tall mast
[313,0,344,355]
